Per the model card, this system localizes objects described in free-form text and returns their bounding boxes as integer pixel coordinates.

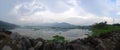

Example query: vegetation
[52,33,65,43]
[45,33,67,44]
[92,21,120,37]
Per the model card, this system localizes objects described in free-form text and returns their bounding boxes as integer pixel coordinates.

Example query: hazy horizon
[0,0,120,26]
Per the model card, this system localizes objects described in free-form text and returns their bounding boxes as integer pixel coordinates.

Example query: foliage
[45,33,68,44]
[91,21,120,37]
[92,21,108,29]
[52,33,66,43]
[113,23,120,26]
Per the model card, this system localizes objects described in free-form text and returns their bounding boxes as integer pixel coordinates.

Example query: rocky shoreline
[0,30,120,50]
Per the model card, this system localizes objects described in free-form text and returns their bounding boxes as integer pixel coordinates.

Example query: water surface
[11,28,91,40]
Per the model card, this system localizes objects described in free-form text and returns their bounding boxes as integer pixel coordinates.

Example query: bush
[52,33,66,43]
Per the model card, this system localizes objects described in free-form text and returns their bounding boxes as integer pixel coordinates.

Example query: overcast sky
[0,0,120,25]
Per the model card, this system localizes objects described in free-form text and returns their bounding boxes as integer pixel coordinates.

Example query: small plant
[52,33,66,43]
[45,33,68,44]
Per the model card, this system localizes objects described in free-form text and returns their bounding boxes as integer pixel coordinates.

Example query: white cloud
[116,0,120,6]
[117,12,120,15]
[12,0,46,16]
[19,8,114,25]
[65,14,114,25]
[10,0,120,25]
[19,8,77,24]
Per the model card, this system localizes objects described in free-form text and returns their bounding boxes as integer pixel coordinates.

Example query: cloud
[78,0,111,16]
[12,0,46,16]
[19,8,115,25]
[66,14,114,25]
[19,8,78,25]
[39,0,75,13]
[77,0,120,18]
[116,0,120,6]
[9,0,120,25]
[117,12,120,15]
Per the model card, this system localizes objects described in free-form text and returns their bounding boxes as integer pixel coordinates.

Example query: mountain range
[0,20,18,29]
[38,22,75,28]
[24,22,91,29]
[0,20,90,29]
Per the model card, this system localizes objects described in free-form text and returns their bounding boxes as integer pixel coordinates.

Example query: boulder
[4,31,12,35]
[2,45,12,50]
[44,43,53,50]
[53,43,66,50]
[34,38,44,50]
[0,35,6,40]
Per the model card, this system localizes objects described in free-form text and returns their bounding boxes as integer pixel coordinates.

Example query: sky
[0,0,120,26]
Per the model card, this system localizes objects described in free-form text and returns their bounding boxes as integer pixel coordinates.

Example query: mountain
[24,22,91,29]
[25,22,77,29]
[0,20,18,29]
[43,22,91,29]
[50,22,75,28]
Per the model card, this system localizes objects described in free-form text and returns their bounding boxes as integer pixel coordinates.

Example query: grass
[92,26,120,37]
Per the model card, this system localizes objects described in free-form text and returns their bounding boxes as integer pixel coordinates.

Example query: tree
[92,21,108,29]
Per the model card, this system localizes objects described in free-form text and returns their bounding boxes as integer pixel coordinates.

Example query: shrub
[52,33,66,43]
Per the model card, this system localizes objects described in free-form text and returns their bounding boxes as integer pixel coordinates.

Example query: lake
[10,28,91,40]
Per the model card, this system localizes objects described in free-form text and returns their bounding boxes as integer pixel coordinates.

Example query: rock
[96,44,106,50]
[44,43,53,50]
[34,38,44,50]
[96,39,106,50]
[0,40,3,43]
[66,45,74,50]
[2,45,12,50]
[29,39,35,47]
[67,41,85,50]
[34,41,43,50]
[16,43,22,50]
[0,35,6,40]
[28,47,34,50]
[53,43,66,50]
[95,39,106,50]
[10,32,21,40]
[18,37,32,50]
[4,30,12,35]
[17,38,27,50]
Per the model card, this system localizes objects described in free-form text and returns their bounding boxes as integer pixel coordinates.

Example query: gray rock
[28,47,34,50]
[0,40,3,43]
[10,32,21,40]
[2,45,12,50]
[53,43,65,50]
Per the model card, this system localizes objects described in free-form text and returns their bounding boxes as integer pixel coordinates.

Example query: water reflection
[11,28,91,40]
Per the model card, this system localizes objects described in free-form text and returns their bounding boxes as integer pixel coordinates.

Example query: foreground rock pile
[0,30,120,50]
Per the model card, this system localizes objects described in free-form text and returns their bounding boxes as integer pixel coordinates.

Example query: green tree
[92,21,108,29]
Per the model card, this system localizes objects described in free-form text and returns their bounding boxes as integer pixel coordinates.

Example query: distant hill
[41,22,91,29]
[25,22,91,29]
[47,22,75,28]
[24,22,76,29]
[0,20,19,29]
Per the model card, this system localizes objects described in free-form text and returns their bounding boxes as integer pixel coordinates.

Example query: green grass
[92,26,120,37]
